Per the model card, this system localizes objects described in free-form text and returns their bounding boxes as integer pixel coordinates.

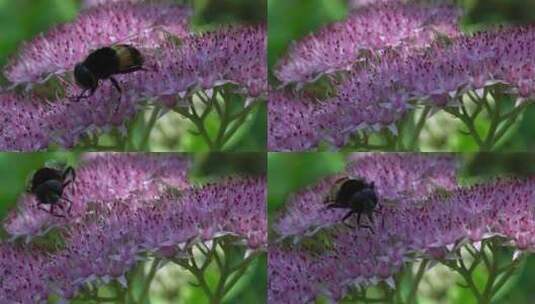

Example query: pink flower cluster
[0,246,49,304]
[268,91,319,151]
[271,23,535,150]
[1,1,267,151]
[131,24,267,99]
[269,154,535,303]
[274,1,460,85]
[4,153,189,238]
[4,2,191,85]
[47,176,266,299]
[274,153,458,239]
[317,25,535,147]
[83,0,154,9]
[0,86,138,151]
[1,154,266,303]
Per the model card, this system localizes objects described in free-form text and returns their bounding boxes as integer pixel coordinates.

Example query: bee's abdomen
[83,47,120,78]
[112,44,143,73]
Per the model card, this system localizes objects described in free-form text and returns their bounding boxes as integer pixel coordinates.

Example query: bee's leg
[326,202,346,209]
[109,77,122,97]
[109,77,123,113]
[72,88,95,102]
[37,202,50,213]
[62,166,76,187]
[360,224,374,234]
[356,212,362,226]
[323,197,336,205]
[367,213,375,225]
[61,197,74,215]
[49,204,66,218]
[374,204,383,214]
[355,212,374,233]
[120,66,145,73]
[71,89,88,102]
[341,210,355,228]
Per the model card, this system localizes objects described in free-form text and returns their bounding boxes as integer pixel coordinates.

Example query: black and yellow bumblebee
[324,177,380,233]
[73,44,144,102]
[28,165,75,217]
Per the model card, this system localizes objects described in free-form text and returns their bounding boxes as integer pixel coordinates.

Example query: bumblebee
[73,44,144,102]
[28,165,75,217]
[325,177,379,233]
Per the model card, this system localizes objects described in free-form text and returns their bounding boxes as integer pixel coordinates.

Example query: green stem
[88,296,119,303]
[348,297,388,303]
[482,98,501,150]
[213,97,231,150]
[174,106,215,149]
[220,104,256,148]
[409,106,432,150]
[139,106,161,151]
[407,259,429,304]
[492,102,531,145]
[445,259,482,302]
[172,240,260,304]
[491,258,522,297]
[222,251,260,295]
[138,258,161,304]
[445,106,484,147]
[481,249,497,304]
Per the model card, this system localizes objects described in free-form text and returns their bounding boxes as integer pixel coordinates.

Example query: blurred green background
[0,152,266,304]
[269,152,535,303]
[268,0,535,151]
[0,0,267,152]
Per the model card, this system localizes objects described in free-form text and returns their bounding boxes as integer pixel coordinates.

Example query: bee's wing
[380,198,403,208]
[110,26,184,48]
[44,159,67,171]
[24,169,37,193]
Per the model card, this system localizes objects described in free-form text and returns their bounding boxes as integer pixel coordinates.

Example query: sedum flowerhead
[0,22,265,150]
[274,1,461,85]
[267,87,407,151]
[0,245,49,303]
[317,25,535,147]
[275,24,535,149]
[1,154,265,302]
[4,153,190,238]
[4,2,191,85]
[274,153,458,239]
[48,176,265,298]
[268,90,319,151]
[0,86,138,151]
[82,0,153,8]
[270,155,535,303]
[132,24,267,99]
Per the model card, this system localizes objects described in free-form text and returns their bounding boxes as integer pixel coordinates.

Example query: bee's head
[74,63,97,90]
